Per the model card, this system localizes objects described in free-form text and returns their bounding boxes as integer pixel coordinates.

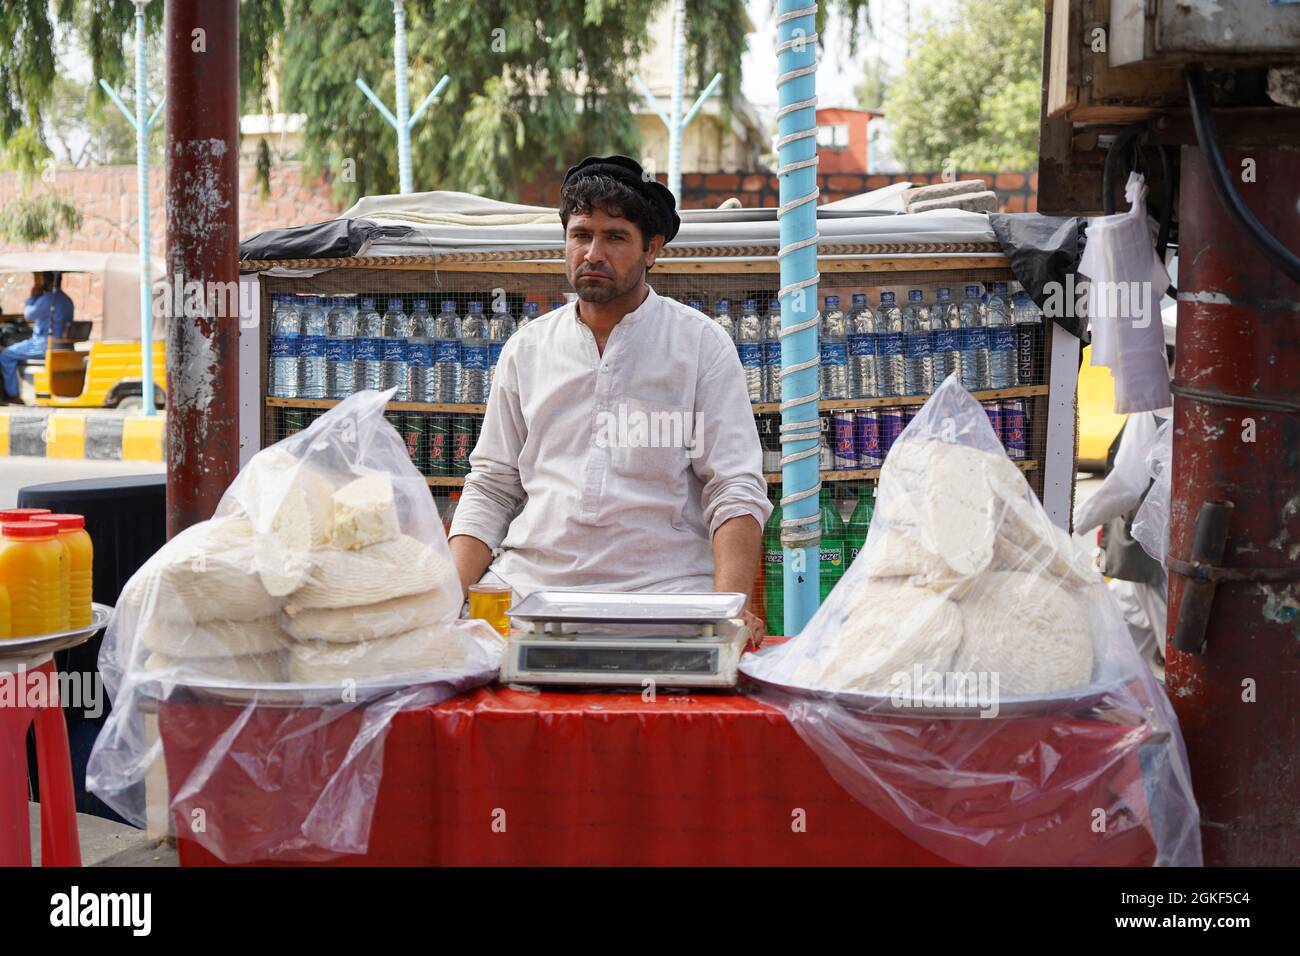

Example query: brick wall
[1,162,340,319]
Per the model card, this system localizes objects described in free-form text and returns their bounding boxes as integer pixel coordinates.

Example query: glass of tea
[468,583,513,636]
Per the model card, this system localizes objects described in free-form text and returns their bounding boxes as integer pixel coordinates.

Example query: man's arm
[712,513,762,597]
[447,344,528,597]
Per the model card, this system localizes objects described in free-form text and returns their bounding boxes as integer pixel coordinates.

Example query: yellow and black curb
[0,411,165,462]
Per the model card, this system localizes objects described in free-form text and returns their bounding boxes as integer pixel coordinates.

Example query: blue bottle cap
[880,291,896,305]
[768,299,780,311]
[908,289,923,302]
[825,295,839,308]
[468,301,483,312]
[686,300,703,311]
[441,299,456,312]
[715,298,730,311]
[361,296,377,309]
[386,297,403,310]
[742,299,757,311]
[964,285,981,298]
[936,287,951,300]
[852,293,867,305]
[992,281,1009,293]
[414,299,429,311]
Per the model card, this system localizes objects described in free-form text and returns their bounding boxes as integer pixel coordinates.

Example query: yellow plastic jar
[0,521,66,638]
[44,514,93,629]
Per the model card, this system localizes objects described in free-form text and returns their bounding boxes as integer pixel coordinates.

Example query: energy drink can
[983,401,1003,446]
[1001,399,1027,460]
[451,414,474,476]
[819,413,833,471]
[854,409,882,468]
[880,406,905,457]
[401,413,428,473]
[282,409,308,438]
[428,414,451,476]
[759,415,781,473]
[832,411,856,469]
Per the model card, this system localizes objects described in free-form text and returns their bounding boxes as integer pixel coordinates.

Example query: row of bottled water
[268,295,554,403]
[705,283,1043,403]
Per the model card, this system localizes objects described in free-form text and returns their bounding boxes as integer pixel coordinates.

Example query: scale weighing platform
[500,590,751,689]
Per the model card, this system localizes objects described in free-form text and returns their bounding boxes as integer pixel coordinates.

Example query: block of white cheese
[287,622,503,683]
[143,650,288,684]
[289,535,459,610]
[282,589,461,643]
[138,615,290,659]
[330,473,400,551]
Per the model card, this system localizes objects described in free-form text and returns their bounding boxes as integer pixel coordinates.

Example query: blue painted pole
[775,0,821,633]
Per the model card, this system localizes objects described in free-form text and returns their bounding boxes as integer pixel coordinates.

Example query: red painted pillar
[164,0,240,536]
[1168,145,1300,866]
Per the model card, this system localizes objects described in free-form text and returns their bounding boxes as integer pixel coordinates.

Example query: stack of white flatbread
[792,439,1099,697]
[124,445,495,685]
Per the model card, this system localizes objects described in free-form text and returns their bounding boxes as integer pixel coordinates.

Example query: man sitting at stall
[448,155,771,635]
[1,272,74,405]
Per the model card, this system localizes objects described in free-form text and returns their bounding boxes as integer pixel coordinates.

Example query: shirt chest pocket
[607,397,694,485]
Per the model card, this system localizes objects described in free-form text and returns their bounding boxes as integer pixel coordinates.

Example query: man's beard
[573,266,640,304]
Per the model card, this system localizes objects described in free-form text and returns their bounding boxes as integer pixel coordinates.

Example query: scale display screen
[520,645,719,674]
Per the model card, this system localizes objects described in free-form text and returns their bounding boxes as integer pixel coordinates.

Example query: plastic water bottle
[737,299,763,404]
[356,296,383,390]
[268,295,302,398]
[762,299,782,404]
[406,298,435,403]
[432,299,461,403]
[875,291,904,397]
[929,287,961,388]
[517,301,539,332]
[298,296,328,399]
[985,280,1015,388]
[820,295,849,400]
[325,296,357,399]
[380,296,410,399]
[958,285,989,391]
[846,292,877,398]
[487,300,516,398]
[900,289,932,396]
[713,297,736,342]
[460,300,489,403]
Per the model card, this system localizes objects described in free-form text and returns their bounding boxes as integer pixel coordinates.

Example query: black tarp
[989,213,1089,342]
[239,218,414,262]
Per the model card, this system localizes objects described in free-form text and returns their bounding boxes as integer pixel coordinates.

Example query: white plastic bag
[741,375,1201,866]
[1132,417,1174,564]
[87,389,504,863]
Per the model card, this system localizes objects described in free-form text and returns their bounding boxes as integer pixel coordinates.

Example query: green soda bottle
[762,493,784,636]
[818,486,846,601]
[846,485,875,567]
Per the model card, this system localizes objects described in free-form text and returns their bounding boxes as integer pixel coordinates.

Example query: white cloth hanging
[1080,173,1172,413]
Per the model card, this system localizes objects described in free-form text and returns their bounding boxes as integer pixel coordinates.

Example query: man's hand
[739,607,766,652]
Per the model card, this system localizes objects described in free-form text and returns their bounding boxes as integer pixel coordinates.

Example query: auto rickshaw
[0,251,167,409]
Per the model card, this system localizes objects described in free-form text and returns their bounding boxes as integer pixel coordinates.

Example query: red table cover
[167,686,954,866]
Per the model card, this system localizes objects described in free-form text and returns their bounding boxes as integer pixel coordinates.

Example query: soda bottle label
[462,343,489,370]
[819,547,843,568]
[434,340,460,364]
[959,328,987,351]
[325,338,354,363]
[932,330,958,354]
[269,333,298,358]
[763,548,784,566]
[382,338,406,363]
[354,337,381,361]
[820,341,848,366]
[849,544,864,563]
[904,334,931,358]
[300,334,326,358]
[763,341,781,365]
[406,341,434,368]
[847,333,872,356]
[878,332,904,356]
[738,343,761,368]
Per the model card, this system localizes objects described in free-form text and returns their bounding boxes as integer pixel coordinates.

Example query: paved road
[1,457,165,509]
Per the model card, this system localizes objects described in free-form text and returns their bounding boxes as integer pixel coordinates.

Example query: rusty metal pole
[164,0,241,536]
[1168,145,1300,866]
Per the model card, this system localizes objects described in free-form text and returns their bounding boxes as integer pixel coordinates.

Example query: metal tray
[136,666,497,709]
[738,666,1143,721]
[508,589,747,625]
[0,603,113,662]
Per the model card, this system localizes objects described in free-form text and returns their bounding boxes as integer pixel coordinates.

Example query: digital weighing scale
[500,590,751,689]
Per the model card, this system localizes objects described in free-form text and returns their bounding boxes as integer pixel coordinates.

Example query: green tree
[880,0,1042,171]
[2,1,872,205]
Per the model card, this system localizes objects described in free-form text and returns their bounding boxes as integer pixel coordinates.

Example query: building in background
[815,107,882,174]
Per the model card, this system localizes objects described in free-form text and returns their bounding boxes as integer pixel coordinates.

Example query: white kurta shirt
[449,285,771,596]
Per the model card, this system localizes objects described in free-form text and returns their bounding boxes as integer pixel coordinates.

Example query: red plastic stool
[0,658,81,866]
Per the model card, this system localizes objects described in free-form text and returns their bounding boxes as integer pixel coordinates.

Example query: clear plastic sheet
[742,375,1201,866]
[87,389,504,863]
[1132,417,1173,564]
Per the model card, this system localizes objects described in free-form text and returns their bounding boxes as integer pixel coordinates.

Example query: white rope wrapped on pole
[775,1,822,632]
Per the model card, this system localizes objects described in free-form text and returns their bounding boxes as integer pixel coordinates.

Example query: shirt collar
[571,284,660,335]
